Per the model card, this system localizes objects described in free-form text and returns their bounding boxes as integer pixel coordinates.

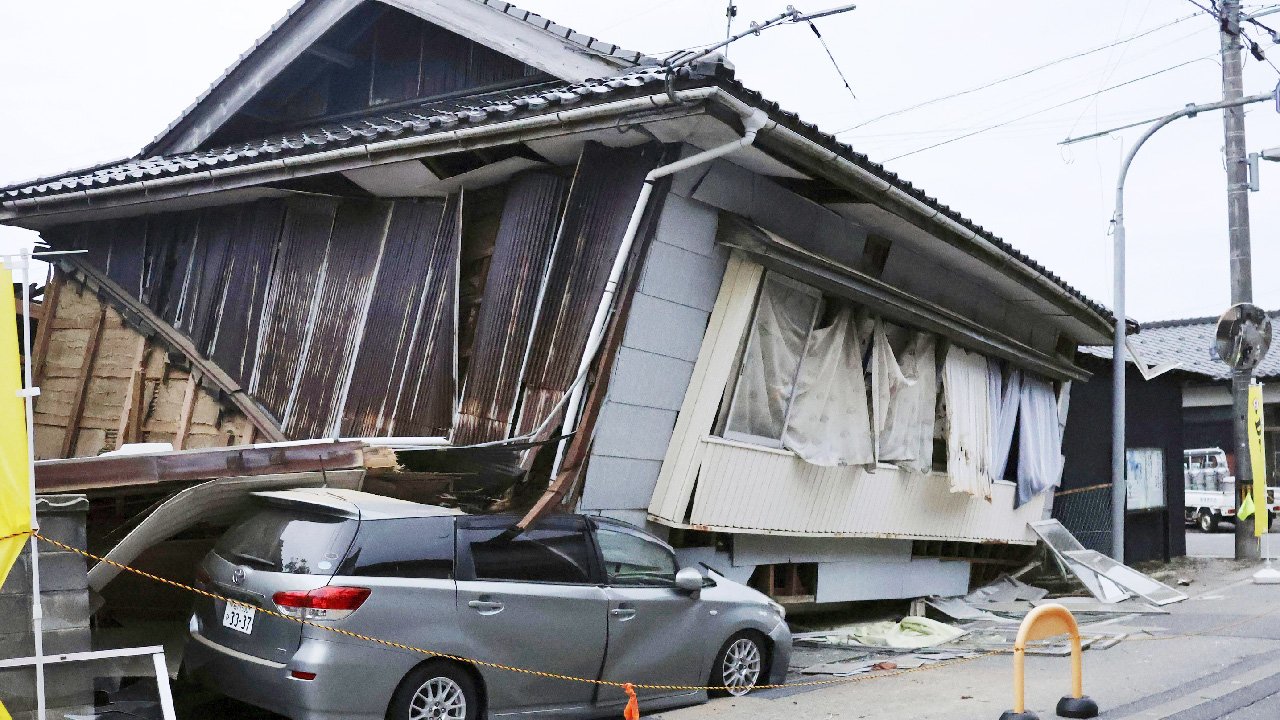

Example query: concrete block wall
[578,191,726,535]
[0,495,93,718]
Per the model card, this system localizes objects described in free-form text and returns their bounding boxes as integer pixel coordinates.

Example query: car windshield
[214,506,357,575]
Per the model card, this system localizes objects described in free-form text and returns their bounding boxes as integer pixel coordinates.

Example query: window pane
[464,527,594,584]
[725,274,819,443]
[339,517,454,579]
[595,527,677,587]
[214,508,356,575]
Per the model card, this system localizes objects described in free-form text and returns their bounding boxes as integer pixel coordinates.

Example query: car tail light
[290,670,317,681]
[272,587,371,621]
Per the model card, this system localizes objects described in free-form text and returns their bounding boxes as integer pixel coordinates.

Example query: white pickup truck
[1184,447,1277,532]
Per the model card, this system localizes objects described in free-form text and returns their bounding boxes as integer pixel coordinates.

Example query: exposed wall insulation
[31,275,256,459]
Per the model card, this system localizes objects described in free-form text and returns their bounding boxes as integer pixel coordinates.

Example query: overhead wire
[1065,0,1158,141]
[832,10,1205,135]
[884,55,1216,162]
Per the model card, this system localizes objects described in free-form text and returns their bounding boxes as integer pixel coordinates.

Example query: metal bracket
[16,387,40,399]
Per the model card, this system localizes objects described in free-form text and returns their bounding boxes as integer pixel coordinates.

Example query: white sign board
[1126,447,1166,510]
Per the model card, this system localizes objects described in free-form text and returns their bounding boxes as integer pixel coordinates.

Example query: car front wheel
[387,662,479,720]
[710,631,768,698]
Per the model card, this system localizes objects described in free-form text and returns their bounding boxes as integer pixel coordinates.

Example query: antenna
[664,4,856,69]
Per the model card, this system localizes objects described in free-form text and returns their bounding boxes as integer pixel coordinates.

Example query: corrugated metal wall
[454,172,568,444]
[512,142,661,438]
[43,141,659,445]
[45,194,461,440]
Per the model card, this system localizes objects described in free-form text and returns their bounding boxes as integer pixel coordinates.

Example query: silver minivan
[182,489,791,720]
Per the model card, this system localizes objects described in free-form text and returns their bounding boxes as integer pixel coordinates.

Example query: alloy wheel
[721,637,763,696]
[408,676,467,720]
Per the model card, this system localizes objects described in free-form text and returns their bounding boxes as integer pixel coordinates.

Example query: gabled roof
[141,0,657,157]
[0,4,1113,337]
[1081,311,1280,380]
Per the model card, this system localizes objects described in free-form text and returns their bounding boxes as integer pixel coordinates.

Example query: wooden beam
[60,259,287,442]
[172,373,200,450]
[306,43,358,68]
[115,336,149,449]
[31,270,62,387]
[60,305,106,458]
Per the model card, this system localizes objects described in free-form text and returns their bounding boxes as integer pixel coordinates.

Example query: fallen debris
[1029,520,1187,605]
[797,616,968,650]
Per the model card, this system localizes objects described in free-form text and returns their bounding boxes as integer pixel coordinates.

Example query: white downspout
[548,108,772,483]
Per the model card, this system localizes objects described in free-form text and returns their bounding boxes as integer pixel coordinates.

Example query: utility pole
[1220,0,1260,561]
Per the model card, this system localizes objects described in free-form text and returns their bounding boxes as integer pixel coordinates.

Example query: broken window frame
[721,271,823,449]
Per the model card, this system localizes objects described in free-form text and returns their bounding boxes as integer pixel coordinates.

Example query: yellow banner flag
[1250,383,1268,538]
[0,263,32,587]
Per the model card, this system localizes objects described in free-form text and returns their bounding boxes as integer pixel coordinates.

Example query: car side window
[462,525,595,584]
[595,526,678,587]
[338,517,455,579]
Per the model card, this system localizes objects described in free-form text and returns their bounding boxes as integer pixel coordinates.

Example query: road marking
[1115,654,1280,719]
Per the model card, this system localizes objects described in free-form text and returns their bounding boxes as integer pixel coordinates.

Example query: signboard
[1250,383,1268,537]
[1126,448,1166,511]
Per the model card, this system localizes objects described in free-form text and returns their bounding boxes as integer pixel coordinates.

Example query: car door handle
[468,600,505,615]
[610,608,637,621]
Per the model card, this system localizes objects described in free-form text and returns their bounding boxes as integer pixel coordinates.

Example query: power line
[832,11,1204,135]
[884,55,1215,162]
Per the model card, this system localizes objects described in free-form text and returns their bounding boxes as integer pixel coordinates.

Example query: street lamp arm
[1108,88,1275,563]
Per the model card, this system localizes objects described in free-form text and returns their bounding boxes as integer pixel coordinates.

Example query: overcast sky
[2,0,1278,323]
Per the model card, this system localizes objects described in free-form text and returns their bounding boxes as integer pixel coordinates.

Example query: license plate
[222,602,256,635]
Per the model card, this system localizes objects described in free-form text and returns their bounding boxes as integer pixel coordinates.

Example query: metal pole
[1220,0,1260,561]
[1107,89,1276,562]
[16,250,46,718]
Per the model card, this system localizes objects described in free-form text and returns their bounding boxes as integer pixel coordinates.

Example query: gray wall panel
[639,241,726,313]
[607,347,695,412]
[579,455,663,510]
[591,403,677,461]
[620,293,709,363]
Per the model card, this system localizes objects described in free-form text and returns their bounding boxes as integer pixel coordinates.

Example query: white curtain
[874,324,938,473]
[942,346,993,500]
[724,274,818,443]
[1017,374,1064,507]
[987,359,1022,482]
[782,304,875,467]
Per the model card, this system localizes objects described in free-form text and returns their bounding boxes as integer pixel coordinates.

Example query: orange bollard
[623,683,640,720]
[999,603,1099,720]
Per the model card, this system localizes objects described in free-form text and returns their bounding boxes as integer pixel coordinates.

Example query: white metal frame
[0,645,177,719]
[5,249,180,720]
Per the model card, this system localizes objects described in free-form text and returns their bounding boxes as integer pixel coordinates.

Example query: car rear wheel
[1199,511,1216,533]
[710,631,768,698]
[388,662,479,720]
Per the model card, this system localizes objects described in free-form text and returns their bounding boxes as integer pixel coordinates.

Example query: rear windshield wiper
[227,551,275,570]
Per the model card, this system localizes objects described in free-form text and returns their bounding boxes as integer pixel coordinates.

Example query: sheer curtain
[782,303,875,467]
[988,358,1022,482]
[874,324,938,473]
[1017,374,1064,507]
[942,346,993,500]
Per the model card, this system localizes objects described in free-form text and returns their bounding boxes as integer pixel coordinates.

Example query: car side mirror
[675,567,703,594]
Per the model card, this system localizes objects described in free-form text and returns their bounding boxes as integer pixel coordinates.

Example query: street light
[1247,147,1280,191]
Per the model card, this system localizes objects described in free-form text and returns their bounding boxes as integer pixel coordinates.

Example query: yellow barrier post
[999,603,1099,720]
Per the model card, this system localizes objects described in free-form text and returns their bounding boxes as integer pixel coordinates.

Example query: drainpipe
[547,108,772,484]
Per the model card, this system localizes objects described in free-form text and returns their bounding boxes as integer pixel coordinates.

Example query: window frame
[721,271,824,449]
[454,515,603,586]
[589,520,680,589]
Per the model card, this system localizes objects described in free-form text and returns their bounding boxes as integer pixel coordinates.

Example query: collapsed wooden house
[3,0,1115,605]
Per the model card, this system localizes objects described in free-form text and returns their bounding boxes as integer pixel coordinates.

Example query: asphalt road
[1186,525,1280,559]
